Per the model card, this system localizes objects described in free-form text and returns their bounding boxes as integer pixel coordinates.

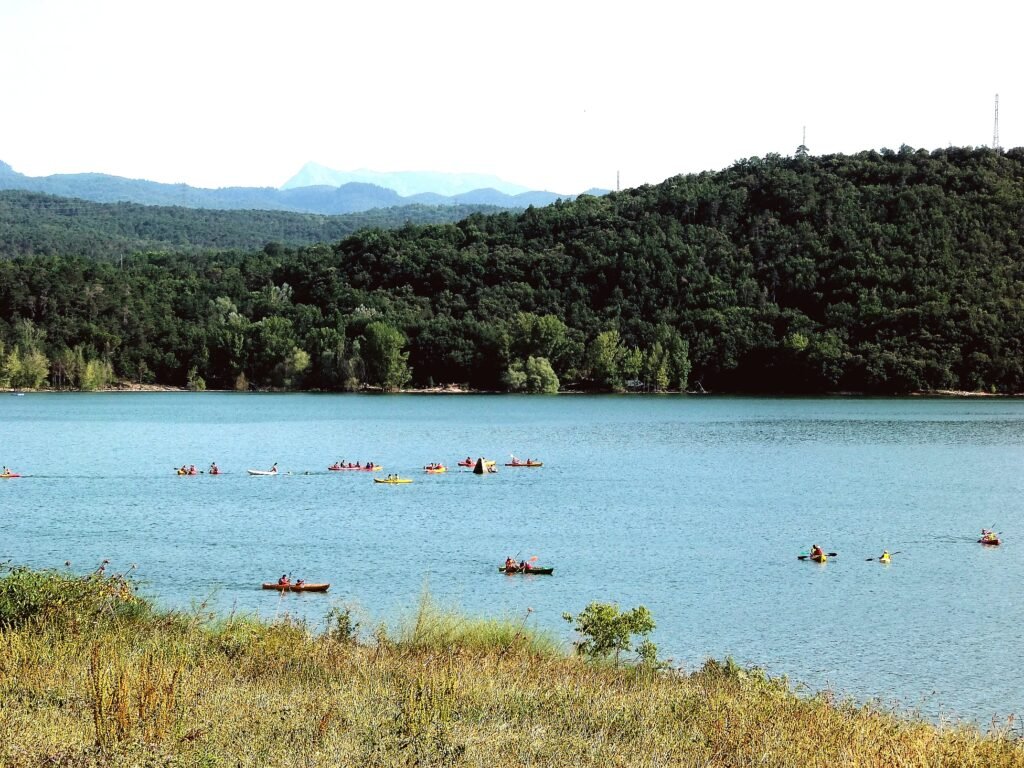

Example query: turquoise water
[2,392,1023,724]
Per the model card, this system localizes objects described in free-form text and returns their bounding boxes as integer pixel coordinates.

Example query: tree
[504,355,559,393]
[562,602,658,665]
[362,321,411,391]
[15,348,49,389]
[587,330,625,390]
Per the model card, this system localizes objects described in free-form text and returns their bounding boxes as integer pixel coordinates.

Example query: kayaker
[270,463,278,474]
[505,556,517,572]
[209,462,219,474]
[277,574,289,586]
[810,544,825,560]
[519,559,532,572]
[295,578,305,587]
[880,550,891,563]
[189,464,197,475]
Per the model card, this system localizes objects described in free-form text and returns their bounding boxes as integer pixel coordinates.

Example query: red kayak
[979,537,1001,546]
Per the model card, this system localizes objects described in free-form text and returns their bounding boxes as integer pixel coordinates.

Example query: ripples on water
[2,393,1024,724]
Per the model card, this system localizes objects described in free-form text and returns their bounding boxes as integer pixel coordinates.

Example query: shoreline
[4,384,1022,397]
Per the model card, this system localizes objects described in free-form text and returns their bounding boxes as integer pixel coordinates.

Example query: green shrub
[563,601,657,665]
[0,563,145,629]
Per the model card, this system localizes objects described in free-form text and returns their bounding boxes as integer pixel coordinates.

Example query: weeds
[1,566,1022,767]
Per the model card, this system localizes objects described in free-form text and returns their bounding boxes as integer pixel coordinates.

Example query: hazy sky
[1,0,1020,194]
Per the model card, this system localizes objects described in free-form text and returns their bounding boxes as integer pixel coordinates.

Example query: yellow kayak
[424,466,447,474]
[374,477,412,484]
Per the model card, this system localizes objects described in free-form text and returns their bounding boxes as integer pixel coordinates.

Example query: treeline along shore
[0,145,1023,394]
[2,564,1022,766]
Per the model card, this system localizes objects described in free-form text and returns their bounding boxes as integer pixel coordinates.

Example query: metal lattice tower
[994,94,1000,151]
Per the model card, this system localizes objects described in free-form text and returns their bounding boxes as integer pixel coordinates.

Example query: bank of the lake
[2,567,1022,768]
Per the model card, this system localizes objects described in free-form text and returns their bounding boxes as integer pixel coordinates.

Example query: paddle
[865,551,902,561]
[797,552,838,560]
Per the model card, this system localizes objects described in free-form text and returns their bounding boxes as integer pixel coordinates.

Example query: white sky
[1,0,1020,194]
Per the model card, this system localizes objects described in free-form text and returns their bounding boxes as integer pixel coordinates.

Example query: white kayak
[247,469,278,476]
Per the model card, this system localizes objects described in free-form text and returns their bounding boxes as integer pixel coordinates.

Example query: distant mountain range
[0,160,608,215]
[281,162,534,196]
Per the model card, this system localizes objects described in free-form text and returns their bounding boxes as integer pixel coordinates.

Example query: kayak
[505,461,543,467]
[247,469,278,476]
[0,473,21,479]
[375,477,412,484]
[498,566,554,575]
[424,466,447,474]
[811,553,827,563]
[261,583,330,592]
[979,537,1001,546]
[330,464,382,472]
[879,555,891,564]
[176,470,199,476]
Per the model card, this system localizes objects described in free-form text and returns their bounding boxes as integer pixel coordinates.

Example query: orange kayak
[261,582,330,592]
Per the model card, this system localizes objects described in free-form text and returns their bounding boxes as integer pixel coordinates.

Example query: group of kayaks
[168,455,543,480]
[800,530,1003,564]
[262,558,557,595]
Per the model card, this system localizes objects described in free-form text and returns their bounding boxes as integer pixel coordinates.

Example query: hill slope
[0,191,506,258]
[0,146,1022,395]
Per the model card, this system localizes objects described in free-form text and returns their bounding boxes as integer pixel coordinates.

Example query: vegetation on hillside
[1,565,1021,767]
[0,146,1023,393]
[0,191,506,258]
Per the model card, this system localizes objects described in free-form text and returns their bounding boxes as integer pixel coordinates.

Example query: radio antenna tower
[993,94,1000,152]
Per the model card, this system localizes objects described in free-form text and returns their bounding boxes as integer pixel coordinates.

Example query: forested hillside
[0,192,504,258]
[0,146,1021,394]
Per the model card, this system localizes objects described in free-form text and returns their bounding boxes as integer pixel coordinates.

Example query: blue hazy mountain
[281,162,534,197]
[0,161,589,213]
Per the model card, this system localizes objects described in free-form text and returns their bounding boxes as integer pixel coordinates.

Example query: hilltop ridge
[0,162,580,214]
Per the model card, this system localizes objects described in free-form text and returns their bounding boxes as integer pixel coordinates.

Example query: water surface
[2,393,1022,724]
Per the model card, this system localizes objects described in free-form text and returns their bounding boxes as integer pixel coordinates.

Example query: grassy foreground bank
[0,566,1021,767]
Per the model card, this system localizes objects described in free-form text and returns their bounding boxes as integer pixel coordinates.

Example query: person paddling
[209,462,219,475]
[879,550,891,563]
[809,544,826,561]
[505,556,517,572]
[277,573,289,586]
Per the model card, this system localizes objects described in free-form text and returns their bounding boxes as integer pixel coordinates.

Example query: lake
[1,392,1022,725]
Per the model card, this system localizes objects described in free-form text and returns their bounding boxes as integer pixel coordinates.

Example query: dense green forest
[0,145,1022,394]
[0,191,505,258]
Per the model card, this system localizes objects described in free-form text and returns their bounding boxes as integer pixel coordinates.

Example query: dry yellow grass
[0,568,1021,767]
